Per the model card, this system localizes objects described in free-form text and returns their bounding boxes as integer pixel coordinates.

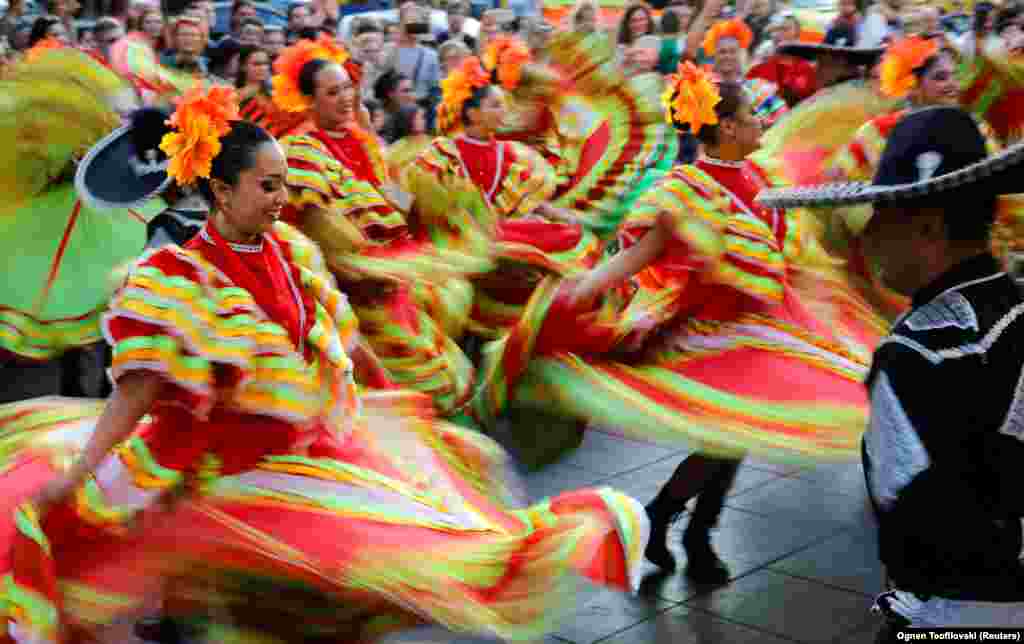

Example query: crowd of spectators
[0,0,1002,144]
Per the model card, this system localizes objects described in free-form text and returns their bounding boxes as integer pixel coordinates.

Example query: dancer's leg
[682,457,741,584]
[644,454,724,570]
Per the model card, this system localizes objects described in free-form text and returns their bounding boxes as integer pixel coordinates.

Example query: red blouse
[186,224,314,358]
[311,128,381,187]
[454,135,513,201]
[696,157,788,250]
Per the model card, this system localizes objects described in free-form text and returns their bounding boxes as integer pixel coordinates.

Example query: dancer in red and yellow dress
[0,86,647,644]
[407,55,603,342]
[479,33,678,239]
[473,63,881,582]
[273,36,481,419]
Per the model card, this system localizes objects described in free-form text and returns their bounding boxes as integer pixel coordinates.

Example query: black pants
[687,455,741,537]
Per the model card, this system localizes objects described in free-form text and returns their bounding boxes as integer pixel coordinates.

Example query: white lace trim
[199,225,264,253]
[864,371,931,512]
[904,290,979,333]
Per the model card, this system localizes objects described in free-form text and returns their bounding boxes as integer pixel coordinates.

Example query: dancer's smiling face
[210,138,289,241]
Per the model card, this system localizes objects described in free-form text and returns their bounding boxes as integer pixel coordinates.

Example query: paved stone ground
[385,430,888,644]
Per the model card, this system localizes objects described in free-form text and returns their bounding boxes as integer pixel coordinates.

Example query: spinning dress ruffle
[406,138,603,340]
[472,165,874,465]
[497,32,679,239]
[0,223,647,644]
[281,131,482,416]
[0,49,159,360]
[0,185,160,361]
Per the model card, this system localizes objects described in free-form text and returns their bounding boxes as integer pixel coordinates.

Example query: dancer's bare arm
[35,372,161,511]
[568,218,669,308]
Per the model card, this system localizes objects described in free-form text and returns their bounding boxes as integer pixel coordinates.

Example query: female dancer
[484,32,677,240]
[274,36,480,418]
[407,55,603,341]
[237,46,309,138]
[0,85,647,644]
[473,63,881,582]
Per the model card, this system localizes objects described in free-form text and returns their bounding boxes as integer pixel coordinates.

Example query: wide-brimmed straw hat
[756,106,1024,209]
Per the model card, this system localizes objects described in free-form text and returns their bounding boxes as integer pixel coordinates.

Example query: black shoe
[643,500,685,571]
[682,533,731,585]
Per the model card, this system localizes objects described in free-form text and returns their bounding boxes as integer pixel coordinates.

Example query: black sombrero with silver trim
[74,108,173,210]
[756,106,1024,209]
[777,24,884,67]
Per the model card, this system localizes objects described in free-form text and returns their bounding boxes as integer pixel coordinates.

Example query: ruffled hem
[0,393,647,643]
[102,230,355,426]
[629,166,786,304]
[511,350,868,464]
[0,308,103,361]
[544,33,679,238]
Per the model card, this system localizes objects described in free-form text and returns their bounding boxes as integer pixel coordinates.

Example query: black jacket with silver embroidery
[863,253,1024,601]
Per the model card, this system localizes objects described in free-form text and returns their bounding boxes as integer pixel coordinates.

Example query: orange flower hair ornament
[272,34,360,113]
[703,19,753,57]
[438,56,492,134]
[25,37,64,62]
[159,85,241,186]
[482,35,531,90]
[879,36,940,98]
[662,62,721,134]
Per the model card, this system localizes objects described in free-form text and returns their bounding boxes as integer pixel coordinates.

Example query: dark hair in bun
[196,120,274,206]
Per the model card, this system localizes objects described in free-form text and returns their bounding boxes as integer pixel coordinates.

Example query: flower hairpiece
[438,56,492,135]
[879,36,940,98]
[159,84,240,186]
[703,19,753,56]
[272,34,354,113]
[482,35,531,90]
[662,62,721,135]
[25,37,64,62]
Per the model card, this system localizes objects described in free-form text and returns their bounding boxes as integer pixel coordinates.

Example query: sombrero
[75,108,173,210]
[756,107,1024,209]
[777,24,884,66]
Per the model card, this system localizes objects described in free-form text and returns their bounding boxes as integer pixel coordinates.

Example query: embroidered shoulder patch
[903,291,978,333]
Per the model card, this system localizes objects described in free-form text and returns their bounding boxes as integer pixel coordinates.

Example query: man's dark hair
[296,25,318,40]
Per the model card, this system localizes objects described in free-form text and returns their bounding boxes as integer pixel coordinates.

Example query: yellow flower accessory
[703,19,753,57]
[879,36,940,98]
[662,62,721,135]
[272,34,352,113]
[159,85,240,186]
[482,35,531,90]
[438,56,492,135]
